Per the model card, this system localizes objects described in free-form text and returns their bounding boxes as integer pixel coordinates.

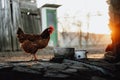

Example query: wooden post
[108,0,120,62]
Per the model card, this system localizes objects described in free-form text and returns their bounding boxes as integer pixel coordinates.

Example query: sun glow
[57,0,111,34]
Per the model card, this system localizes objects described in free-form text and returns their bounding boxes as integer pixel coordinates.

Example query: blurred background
[0,0,111,61]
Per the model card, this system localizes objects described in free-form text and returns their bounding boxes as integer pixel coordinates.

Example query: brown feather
[16,26,54,60]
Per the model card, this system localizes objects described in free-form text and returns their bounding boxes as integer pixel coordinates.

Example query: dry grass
[87,53,105,59]
[0,52,105,62]
[0,53,54,62]
[0,46,106,62]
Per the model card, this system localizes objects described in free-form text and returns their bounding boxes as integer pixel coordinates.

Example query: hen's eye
[48,29,50,31]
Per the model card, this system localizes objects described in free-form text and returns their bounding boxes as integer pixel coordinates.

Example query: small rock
[13,66,40,74]
[91,76,106,80]
[62,68,77,73]
[0,63,13,70]
[47,63,68,70]
[44,72,69,78]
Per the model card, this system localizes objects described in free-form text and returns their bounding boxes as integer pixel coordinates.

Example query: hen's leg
[33,54,38,61]
[30,54,34,61]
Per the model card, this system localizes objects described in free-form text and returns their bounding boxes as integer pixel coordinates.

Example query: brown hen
[17,26,54,61]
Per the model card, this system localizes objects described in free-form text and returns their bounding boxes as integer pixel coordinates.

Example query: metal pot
[54,47,75,59]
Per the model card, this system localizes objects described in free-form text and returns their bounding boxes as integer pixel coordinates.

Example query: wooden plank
[0,0,42,51]
[21,13,41,34]
[0,0,13,51]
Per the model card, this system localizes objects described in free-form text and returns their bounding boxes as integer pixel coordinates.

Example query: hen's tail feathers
[17,27,24,35]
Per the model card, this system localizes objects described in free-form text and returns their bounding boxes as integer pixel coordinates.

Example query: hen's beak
[48,29,54,34]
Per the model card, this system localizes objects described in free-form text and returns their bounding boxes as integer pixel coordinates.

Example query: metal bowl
[74,50,88,60]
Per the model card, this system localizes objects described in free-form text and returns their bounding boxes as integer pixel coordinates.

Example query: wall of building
[0,0,41,51]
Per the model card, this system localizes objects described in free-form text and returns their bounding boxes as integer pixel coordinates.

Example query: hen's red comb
[49,25,54,30]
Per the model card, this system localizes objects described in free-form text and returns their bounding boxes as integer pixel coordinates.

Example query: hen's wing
[17,33,41,43]
[37,38,50,49]
[21,40,38,54]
